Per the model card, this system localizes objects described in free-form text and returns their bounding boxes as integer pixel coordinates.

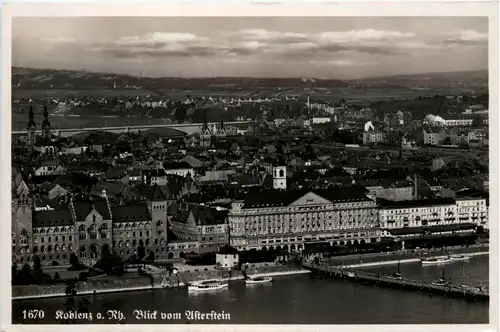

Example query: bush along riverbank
[12,264,309,300]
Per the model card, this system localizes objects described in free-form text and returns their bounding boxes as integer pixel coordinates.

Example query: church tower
[12,179,33,263]
[26,106,36,149]
[41,105,51,139]
[218,117,227,137]
[272,165,287,190]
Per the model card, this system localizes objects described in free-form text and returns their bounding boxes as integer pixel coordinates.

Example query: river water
[12,256,489,324]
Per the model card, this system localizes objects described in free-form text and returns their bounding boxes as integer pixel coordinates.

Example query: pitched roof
[163,161,193,170]
[72,198,111,221]
[378,197,456,209]
[33,208,73,227]
[239,187,371,208]
[111,203,151,223]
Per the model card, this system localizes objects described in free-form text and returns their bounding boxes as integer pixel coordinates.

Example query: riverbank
[12,265,309,300]
[342,251,489,268]
[323,245,489,268]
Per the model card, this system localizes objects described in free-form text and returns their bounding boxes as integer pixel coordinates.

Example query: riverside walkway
[303,262,489,303]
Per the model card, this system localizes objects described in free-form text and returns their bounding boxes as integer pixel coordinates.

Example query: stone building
[228,187,380,252]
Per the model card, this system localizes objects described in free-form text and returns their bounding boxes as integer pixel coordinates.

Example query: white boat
[432,278,450,286]
[421,257,452,265]
[388,272,403,280]
[245,276,273,285]
[187,281,228,292]
[449,254,472,261]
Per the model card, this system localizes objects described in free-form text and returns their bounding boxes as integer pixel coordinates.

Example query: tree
[12,263,18,283]
[174,107,187,124]
[101,243,110,258]
[18,264,33,285]
[95,252,124,275]
[32,255,45,284]
[69,253,79,267]
[137,240,146,260]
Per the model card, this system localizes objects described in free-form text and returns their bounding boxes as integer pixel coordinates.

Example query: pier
[303,262,489,302]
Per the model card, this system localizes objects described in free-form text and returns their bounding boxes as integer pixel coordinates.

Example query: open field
[13,86,460,102]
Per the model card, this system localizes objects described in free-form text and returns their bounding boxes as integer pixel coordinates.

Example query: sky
[12,17,488,79]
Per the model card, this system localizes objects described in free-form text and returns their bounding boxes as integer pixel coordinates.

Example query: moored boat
[187,280,228,292]
[388,272,403,280]
[245,276,273,285]
[449,254,472,261]
[421,257,452,265]
[432,278,450,286]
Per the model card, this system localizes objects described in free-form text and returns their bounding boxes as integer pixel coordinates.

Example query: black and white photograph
[1,2,498,329]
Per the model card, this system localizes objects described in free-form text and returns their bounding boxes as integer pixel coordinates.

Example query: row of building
[12,170,488,265]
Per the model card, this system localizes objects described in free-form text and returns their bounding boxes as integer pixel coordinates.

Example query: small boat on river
[421,257,452,265]
[388,262,403,280]
[245,276,273,285]
[449,254,472,261]
[432,278,450,286]
[187,280,228,292]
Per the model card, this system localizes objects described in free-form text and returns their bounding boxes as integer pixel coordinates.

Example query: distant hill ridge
[12,67,488,90]
[12,67,349,90]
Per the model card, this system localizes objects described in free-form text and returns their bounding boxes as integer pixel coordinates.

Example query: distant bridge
[11,121,249,138]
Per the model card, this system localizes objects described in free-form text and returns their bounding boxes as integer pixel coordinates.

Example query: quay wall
[342,251,489,269]
[12,265,309,300]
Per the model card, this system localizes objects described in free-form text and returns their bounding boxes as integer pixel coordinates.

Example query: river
[12,256,489,324]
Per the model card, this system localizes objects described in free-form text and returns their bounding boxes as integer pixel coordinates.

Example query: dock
[303,262,489,302]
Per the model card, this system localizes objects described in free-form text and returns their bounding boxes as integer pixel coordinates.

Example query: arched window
[78,225,86,240]
[279,169,284,177]
[20,229,28,237]
[47,245,52,252]
[89,224,97,240]
[55,245,60,252]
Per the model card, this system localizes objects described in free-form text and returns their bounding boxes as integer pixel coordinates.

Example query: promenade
[323,245,489,268]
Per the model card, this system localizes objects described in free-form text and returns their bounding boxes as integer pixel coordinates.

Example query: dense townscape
[11,89,489,275]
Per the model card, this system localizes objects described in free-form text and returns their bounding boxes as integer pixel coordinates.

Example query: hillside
[12,67,349,90]
[351,70,488,90]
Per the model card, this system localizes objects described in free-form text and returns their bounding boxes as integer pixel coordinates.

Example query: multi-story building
[455,189,489,229]
[168,202,230,255]
[362,131,384,145]
[423,126,447,145]
[12,183,169,265]
[378,198,478,244]
[442,114,474,127]
[228,187,380,251]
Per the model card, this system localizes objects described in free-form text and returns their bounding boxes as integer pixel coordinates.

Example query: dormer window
[92,215,96,223]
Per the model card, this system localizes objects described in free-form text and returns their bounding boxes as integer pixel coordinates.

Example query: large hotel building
[228,187,380,251]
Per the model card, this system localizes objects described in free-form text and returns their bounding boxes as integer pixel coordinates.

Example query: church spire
[26,105,36,149]
[41,105,51,138]
[27,106,35,129]
[202,115,209,133]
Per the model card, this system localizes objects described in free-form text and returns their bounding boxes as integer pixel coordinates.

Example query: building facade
[455,189,489,229]
[378,198,478,243]
[362,131,384,145]
[168,202,230,256]
[12,183,169,265]
[228,188,380,251]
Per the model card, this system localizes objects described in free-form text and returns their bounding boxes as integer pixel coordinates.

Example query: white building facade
[228,188,380,251]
